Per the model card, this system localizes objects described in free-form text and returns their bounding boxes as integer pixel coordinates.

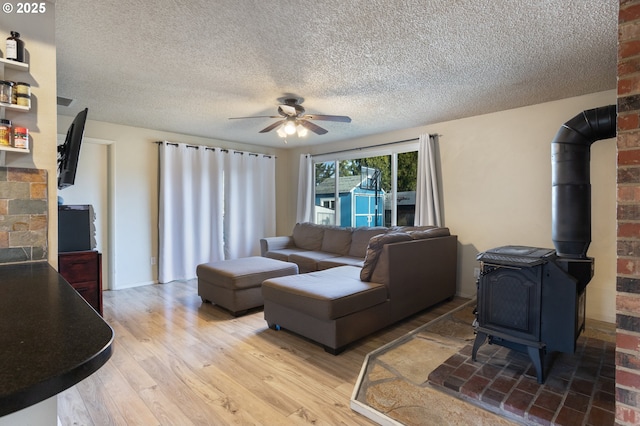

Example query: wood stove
[471,245,592,383]
[471,105,616,384]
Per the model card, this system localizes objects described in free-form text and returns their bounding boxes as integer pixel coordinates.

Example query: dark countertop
[0,261,114,417]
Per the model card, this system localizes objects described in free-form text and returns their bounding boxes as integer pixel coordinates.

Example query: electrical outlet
[151,257,157,265]
[473,267,480,279]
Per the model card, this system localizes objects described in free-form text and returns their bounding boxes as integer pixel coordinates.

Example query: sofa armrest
[260,236,294,256]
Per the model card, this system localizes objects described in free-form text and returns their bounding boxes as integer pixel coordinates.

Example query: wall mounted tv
[57,107,88,190]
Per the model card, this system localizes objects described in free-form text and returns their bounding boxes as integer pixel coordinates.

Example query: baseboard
[457,290,476,299]
[110,280,158,290]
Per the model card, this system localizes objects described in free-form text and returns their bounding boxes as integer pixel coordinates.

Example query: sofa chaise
[260,223,458,354]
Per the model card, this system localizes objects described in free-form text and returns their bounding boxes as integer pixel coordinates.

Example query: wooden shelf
[0,57,28,72]
[0,145,29,153]
[0,102,29,112]
[0,146,30,166]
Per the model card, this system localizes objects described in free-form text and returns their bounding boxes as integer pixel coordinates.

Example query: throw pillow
[348,227,387,258]
[408,227,450,240]
[360,232,412,282]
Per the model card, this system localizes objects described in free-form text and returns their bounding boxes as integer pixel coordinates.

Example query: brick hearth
[428,336,615,425]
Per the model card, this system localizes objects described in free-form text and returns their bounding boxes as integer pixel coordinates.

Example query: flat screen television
[57,108,88,190]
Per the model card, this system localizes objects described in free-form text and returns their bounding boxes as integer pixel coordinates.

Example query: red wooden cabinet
[58,251,103,315]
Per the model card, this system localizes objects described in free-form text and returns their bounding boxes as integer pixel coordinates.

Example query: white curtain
[257,154,277,245]
[158,143,224,283]
[224,152,276,259]
[415,134,442,226]
[296,154,313,223]
[159,144,276,282]
[224,151,249,259]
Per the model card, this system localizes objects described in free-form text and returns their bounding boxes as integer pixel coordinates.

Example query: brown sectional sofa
[260,223,458,353]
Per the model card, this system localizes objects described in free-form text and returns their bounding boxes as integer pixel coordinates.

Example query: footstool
[197,256,298,316]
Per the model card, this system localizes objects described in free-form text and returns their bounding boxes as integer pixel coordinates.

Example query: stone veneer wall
[617,1,640,424]
[0,167,48,263]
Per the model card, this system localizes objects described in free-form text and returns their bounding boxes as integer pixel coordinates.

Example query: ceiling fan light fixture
[297,125,308,137]
[284,120,297,135]
[276,126,287,138]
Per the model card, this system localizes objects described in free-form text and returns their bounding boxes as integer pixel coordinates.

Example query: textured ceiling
[55,0,618,149]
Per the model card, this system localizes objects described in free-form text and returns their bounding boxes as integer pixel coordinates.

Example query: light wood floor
[57,279,468,425]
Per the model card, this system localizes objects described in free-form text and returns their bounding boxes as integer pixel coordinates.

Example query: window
[313,144,418,227]
[396,151,418,226]
[315,161,337,225]
[321,199,335,209]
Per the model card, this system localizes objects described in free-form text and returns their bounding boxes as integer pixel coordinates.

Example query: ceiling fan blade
[300,120,328,135]
[303,114,352,123]
[228,115,281,120]
[259,120,285,133]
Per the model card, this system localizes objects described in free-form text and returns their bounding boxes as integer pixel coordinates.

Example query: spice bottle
[6,31,25,62]
[15,93,30,108]
[13,126,28,149]
[0,80,13,104]
[0,119,11,146]
[14,82,30,96]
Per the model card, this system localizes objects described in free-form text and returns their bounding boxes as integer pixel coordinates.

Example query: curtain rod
[154,141,275,158]
[311,134,440,158]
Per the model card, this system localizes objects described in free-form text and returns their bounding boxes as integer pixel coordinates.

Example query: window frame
[312,141,418,227]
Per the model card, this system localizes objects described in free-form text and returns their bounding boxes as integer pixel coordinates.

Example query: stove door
[478,265,542,342]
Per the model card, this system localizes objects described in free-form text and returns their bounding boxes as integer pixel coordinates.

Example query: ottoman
[197,256,298,316]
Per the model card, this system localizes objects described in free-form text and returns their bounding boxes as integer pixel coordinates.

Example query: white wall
[55,116,284,289]
[284,90,617,322]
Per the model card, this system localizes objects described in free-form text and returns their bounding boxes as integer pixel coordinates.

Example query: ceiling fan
[229,98,351,136]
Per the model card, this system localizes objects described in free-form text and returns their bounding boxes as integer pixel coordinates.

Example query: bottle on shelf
[0,118,11,146]
[14,82,30,96]
[15,94,29,108]
[6,31,25,63]
[0,80,13,103]
[13,126,27,149]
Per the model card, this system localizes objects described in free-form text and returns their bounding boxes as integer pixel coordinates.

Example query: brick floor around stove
[427,336,616,426]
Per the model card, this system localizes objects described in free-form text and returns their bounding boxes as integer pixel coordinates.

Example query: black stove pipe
[551,105,616,258]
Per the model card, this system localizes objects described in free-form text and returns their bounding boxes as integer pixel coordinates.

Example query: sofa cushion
[262,266,387,320]
[321,227,353,255]
[292,223,325,250]
[360,232,412,282]
[348,227,387,258]
[289,251,341,274]
[317,256,365,270]
[264,248,309,262]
